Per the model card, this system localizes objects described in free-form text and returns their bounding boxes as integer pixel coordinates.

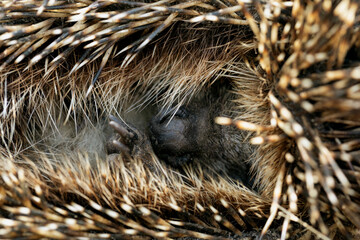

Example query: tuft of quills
[0,0,359,239]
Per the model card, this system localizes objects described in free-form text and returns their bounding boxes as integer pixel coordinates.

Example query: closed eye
[159,106,188,124]
[174,107,188,118]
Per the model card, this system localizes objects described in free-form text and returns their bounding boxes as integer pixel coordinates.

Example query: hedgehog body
[0,1,360,239]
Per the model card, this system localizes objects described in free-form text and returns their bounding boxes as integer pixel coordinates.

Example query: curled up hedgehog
[0,0,360,239]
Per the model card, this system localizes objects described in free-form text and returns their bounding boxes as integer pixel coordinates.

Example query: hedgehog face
[149,105,210,168]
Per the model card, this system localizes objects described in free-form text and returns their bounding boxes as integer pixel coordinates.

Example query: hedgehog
[105,85,256,187]
[0,0,360,239]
